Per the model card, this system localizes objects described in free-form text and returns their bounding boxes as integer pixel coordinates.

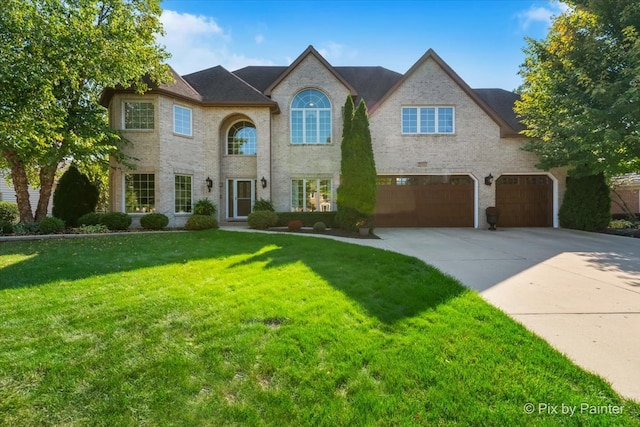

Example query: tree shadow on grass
[0,230,465,324]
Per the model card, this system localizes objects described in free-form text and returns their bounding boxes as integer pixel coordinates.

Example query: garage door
[375,175,474,227]
[495,175,553,227]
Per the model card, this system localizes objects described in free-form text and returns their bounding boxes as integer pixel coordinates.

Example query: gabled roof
[263,45,358,97]
[474,89,525,134]
[369,49,521,137]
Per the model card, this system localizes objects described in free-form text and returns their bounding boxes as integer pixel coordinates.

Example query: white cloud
[517,2,570,30]
[255,34,265,44]
[158,10,274,74]
[317,41,358,63]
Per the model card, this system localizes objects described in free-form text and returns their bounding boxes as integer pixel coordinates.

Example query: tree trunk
[2,150,35,223]
[35,164,57,221]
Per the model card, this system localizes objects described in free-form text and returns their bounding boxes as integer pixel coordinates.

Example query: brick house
[100,46,566,228]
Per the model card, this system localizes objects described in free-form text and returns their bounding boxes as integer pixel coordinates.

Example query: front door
[228,179,255,219]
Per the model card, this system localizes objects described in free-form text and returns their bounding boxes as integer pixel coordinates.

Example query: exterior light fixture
[260,176,267,189]
[205,176,213,192]
[484,173,494,186]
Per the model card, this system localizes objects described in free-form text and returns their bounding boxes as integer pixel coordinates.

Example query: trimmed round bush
[101,212,132,231]
[312,221,326,233]
[247,211,278,230]
[140,213,169,230]
[78,212,104,226]
[0,201,19,223]
[193,199,217,216]
[39,216,65,234]
[288,219,303,232]
[185,214,219,230]
[253,198,275,212]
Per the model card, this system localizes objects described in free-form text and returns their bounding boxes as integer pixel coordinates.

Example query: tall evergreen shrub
[559,173,611,231]
[52,166,99,226]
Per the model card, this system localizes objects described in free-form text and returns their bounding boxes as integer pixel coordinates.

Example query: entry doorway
[227,179,255,219]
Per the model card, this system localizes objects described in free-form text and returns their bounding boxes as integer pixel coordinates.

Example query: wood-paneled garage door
[495,175,553,227]
[374,175,474,227]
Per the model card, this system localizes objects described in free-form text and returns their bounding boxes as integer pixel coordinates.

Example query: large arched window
[291,89,331,144]
[228,121,257,155]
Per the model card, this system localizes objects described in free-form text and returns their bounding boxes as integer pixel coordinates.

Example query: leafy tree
[515,1,640,178]
[52,166,99,227]
[559,173,611,231]
[0,0,171,223]
[336,97,377,230]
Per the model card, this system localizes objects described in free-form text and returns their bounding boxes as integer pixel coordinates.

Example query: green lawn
[0,230,638,426]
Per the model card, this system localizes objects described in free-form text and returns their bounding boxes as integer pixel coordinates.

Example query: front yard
[0,231,637,425]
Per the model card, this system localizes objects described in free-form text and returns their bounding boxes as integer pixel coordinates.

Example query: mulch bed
[602,228,640,238]
[266,227,380,239]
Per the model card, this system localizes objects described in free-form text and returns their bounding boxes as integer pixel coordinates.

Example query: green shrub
[0,201,19,223]
[101,212,132,231]
[609,219,635,229]
[52,166,99,227]
[140,213,169,230]
[13,222,39,235]
[38,216,65,234]
[248,211,278,230]
[312,221,327,233]
[185,214,219,230]
[78,212,104,226]
[0,220,14,235]
[559,173,611,231]
[253,198,275,212]
[288,219,303,232]
[193,199,217,216]
[275,212,336,228]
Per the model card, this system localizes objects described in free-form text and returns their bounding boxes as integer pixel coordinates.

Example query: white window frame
[401,106,455,134]
[173,105,192,137]
[291,178,333,212]
[174,174,193,214]
[291,89,332,144]
[123,173,155,213]
[227,120,257,155]
[123,101,155,130]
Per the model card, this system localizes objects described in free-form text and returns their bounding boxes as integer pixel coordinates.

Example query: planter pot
[486,214,499,230]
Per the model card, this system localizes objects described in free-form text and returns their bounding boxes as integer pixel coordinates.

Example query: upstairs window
[173,105,192,136]
[228,121,257,155]
[124,101,154,130]
[291,89,332,144]
[402,106,454,134]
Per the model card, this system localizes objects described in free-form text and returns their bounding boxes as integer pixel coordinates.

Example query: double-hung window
[124,101,154,130]
[173,105,192,136]
[124,173,155,213]
[291,89,332,144]
[402,106,454,134]
[174,175,192,213]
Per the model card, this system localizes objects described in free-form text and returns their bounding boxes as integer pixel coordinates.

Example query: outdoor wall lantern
[484,173,494,186]
[205,176,213,192]
[260,176,268,189]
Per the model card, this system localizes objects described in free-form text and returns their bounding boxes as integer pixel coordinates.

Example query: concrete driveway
[364,228,640,402]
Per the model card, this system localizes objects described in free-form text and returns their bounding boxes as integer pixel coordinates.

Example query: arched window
[291,89,331,144]
[228,121,257,155]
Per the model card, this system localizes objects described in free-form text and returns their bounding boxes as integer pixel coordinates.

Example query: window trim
[291,178,333,212]
[173,104,193,137]
[123,173,156,214]
[401,106,455,135]
[290,89,332,145]
[174,174,193,214]
[122,101,155,131]
[227,120,257,156]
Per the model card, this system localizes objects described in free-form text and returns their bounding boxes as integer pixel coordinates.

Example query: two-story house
[100,46,566,229]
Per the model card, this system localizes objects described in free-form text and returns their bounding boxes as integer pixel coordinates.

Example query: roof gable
[369,49,521,137]
[263,45,358,97]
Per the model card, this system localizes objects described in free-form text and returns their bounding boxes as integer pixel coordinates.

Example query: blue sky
[159,0,567,91]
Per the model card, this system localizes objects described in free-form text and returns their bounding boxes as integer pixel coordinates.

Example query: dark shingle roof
[474,89,525,133]
[232,66,287,93]
[182,66,276,105]
[334,66,403,109]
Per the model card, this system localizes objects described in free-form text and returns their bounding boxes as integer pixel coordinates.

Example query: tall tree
[336,97,377,230]
[0,0,171,222]
[515,1,640,177]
